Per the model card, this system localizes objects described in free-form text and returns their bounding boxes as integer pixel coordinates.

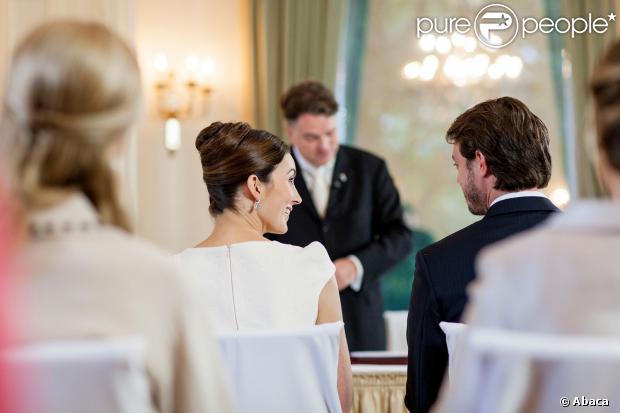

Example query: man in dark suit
[405,97,560,413]
[268,80,411,351]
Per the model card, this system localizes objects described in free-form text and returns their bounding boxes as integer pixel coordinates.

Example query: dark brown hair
[280,80,339,121]
[195,122,289,215]
[446,97,552,191]
[591,41,620,172]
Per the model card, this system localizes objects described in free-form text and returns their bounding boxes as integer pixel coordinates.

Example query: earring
[253,200,260,211]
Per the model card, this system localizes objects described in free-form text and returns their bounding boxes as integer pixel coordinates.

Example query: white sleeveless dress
[175,241,335,333]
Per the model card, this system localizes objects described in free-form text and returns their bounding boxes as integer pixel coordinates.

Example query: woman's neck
[195,210,267,248]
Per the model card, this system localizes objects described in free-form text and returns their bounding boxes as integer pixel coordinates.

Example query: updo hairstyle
[195,122,289,215]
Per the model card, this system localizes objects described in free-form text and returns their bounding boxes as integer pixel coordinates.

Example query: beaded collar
[28,194,101,240]
[28,220,101,239]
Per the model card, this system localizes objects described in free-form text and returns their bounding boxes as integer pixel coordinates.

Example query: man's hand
[333,258,358,291]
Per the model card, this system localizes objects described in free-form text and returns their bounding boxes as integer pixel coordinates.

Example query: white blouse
[468,200,620,334]
[175,241,335,333]
[19,194,235,413]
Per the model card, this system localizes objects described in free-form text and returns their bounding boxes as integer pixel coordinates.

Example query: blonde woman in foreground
[1,21,234,413]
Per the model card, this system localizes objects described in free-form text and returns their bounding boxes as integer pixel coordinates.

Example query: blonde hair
[1,20,142,231]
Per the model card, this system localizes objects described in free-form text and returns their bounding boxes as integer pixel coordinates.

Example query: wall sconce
[153,52,215,154]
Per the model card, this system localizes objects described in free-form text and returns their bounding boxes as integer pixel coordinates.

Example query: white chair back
[384,311,409,352]
[3,338,149,413]
[439,321,467,384]
[435,328,620,413]
[218,322,343,413]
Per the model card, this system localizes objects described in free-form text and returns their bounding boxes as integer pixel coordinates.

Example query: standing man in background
[268,80,411,351]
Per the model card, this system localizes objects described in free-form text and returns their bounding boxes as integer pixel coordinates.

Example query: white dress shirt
[489,190,548,207]
[293,147,364,291]
[293,147,335,217]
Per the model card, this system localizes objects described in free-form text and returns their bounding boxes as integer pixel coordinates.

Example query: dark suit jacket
[405,196,559,413]
[268,145,412,351]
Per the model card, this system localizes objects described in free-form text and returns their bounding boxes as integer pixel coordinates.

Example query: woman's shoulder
[300,241,332,264]
[26,224,191,312]
[172,240,335,280]
[270,241,335,279]
[172,246,231,281]
[270,240,328,257]
[84,225,183,280]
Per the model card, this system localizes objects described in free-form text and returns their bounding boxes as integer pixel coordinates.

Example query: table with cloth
[351,354,409,413]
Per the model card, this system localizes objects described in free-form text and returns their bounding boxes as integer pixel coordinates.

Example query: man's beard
[463,168,487,215]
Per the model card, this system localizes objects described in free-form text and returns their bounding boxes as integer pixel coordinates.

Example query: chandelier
[402,33,524,87]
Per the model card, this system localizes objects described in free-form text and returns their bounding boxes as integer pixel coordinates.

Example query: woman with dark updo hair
[175,121,352,412]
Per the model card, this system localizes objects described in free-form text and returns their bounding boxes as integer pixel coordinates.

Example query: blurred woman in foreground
[1,20,233,413]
